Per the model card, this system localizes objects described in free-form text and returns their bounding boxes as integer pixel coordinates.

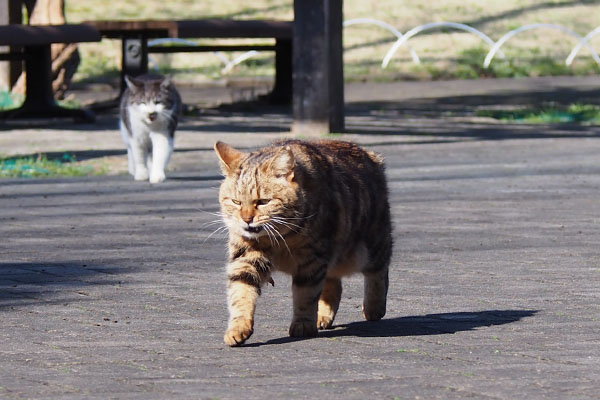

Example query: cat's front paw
[317,313,335,330]
[224,320,254,346]
[134,169,149,181]
[289,319,318,337]
[149,172,166,184]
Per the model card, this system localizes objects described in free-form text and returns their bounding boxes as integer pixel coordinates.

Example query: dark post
[292,0,344,136]
[327,0,344,133]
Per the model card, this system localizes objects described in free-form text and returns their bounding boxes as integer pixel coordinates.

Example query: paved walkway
[1,77,599,399]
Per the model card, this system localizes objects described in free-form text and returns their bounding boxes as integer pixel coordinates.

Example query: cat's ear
[124,75,142,92]
[160,76,173,89]
[214,141,245,175]
[268,146,295,181]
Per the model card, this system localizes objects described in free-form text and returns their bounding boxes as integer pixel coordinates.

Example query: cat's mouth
[244,225,262,234]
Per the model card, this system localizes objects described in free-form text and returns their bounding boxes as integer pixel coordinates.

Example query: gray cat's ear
[268,146,295,181]
[214,141,245,175]
[160,76,173,88]
[124,75,141,92]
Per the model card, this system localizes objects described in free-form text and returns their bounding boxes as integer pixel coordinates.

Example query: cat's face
[125,75,174,125]
[215,142,300,240]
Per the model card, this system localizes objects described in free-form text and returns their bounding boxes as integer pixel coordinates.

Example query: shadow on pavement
[0,262,130,309]
[247,310,538,346]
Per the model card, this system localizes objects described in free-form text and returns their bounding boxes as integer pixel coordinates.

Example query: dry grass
[65,0,600,83]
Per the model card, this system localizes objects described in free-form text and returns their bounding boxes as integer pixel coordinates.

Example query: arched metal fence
[149,20,600,75]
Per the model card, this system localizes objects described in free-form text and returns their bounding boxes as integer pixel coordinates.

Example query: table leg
[0,45,94,122]
[268,38,292,104]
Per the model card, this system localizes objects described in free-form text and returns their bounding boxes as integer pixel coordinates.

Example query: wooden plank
[176,19,292,39]
[0,24,101,46]
[148,44,276,53]
[83,20,176,38]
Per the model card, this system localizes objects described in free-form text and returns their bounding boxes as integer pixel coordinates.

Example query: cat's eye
[255,199,270,206]
[231,199,241,205]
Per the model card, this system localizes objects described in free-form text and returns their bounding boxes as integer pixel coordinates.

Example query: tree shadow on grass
[246,309,538,346]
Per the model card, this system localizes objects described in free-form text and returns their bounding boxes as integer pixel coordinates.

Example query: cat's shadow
[245,309,538,347]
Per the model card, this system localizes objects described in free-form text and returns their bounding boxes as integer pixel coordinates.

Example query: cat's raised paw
[289,320,318,337]
[224,324,254,347]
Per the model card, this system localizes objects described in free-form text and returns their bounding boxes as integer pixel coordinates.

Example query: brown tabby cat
[214,139,392,346]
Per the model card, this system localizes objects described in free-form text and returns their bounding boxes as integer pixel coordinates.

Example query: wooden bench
[83,19,293,103]
[0,24,101,122]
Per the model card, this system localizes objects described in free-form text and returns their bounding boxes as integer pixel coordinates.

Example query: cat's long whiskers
[202,225,229,243]
[270,218,303,232]
[262,224,278,248]
[267,222,292,256]
[200,220,225,229]
[199,210,225,217]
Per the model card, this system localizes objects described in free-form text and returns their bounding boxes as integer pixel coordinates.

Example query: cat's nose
[148,112,157,121]
[241,215,253,224]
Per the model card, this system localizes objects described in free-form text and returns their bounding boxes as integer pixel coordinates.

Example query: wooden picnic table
[84,19,293,103]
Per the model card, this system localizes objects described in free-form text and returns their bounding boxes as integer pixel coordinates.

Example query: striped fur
[214,139,392,346]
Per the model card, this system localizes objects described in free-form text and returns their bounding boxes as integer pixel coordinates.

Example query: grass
[0,91,82,111]
[0,153,107,178]
[476,103,600,124]
[61,0,600,83]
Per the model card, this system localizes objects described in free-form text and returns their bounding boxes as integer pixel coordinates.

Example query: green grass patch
[0,91,23,111]
[476,103,600,124]
[0,153,106,178]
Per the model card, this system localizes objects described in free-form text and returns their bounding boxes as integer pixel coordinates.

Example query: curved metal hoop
[343,18,420,63]
[566,27,600,66]
[382,22,505,68]
[483,23,600,68]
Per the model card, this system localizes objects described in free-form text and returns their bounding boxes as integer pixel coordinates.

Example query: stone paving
[1,77,599,399]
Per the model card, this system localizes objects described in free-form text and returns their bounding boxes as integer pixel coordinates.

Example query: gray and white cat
[119,74,181,183]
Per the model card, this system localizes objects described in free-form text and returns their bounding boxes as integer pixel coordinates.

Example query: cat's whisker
[200,219,225,229]
[270,218,303,231]
[202,225,229,243]
[270,225,292,256]
[270,219,303,234]
[262,223,278,247]
[199,210,225,217]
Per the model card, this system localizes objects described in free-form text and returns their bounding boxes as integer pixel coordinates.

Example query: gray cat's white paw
[134,169,149,181]
[149,173,166,184]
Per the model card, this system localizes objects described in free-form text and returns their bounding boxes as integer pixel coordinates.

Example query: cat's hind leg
[362,267,389,321]
[317,277,342,329]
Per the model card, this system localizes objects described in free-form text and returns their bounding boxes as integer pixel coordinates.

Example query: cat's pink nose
[241,215,253,224]
[148,112,157,121]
